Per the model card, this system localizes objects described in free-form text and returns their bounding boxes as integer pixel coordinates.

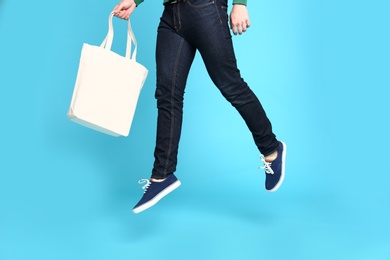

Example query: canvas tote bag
[67,13,148,137]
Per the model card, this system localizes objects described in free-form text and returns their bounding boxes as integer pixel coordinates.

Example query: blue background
[1,0,389,259]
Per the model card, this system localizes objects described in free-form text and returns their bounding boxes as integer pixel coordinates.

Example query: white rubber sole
[267,141,286,192]
[132,180,181,214]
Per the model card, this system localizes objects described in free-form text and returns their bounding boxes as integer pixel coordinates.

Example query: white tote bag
[67,13,148,137]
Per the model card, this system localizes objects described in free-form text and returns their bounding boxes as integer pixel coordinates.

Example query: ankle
[265,151,278,162]
[151,178,166,183]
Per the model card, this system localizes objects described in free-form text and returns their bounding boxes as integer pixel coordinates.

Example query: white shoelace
[138,179,151,193]
[260,155,274,175]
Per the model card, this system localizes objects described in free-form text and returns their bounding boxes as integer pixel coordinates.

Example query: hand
[230,4,251,35]
[112,0,136,20]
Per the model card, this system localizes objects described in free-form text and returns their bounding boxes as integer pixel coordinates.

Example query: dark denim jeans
[152,0,279,179]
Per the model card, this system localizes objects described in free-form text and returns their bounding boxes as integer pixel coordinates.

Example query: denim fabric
[152,0,279,179]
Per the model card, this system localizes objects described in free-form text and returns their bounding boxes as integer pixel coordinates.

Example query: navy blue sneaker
[132,174,181,214]
[260,141,286,192]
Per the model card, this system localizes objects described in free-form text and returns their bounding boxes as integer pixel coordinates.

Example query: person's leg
[182,0,279,156]
[132,5,196,214]
[152,6,196,179]
[178,0,286,192]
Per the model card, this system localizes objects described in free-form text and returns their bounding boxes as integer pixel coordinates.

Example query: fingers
[115,10,131,20]
[231,19,250,35]
[246,19,251,29]
[112,0,136,20]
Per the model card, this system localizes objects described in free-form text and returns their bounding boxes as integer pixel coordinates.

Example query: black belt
[164,0,185,5]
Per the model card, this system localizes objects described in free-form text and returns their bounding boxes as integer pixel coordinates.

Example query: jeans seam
[215,1,223,24]
[163,38,185,176]
[174,4,182,32]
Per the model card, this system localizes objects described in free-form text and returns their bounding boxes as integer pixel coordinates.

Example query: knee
[220,82,255,107]
[155,84,185,109]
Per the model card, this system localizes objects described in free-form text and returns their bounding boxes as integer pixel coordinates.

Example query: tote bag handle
[100,12,138,61]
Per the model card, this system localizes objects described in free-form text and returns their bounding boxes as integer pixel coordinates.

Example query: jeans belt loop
[164,0,184,6]
[170,0,184,4]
